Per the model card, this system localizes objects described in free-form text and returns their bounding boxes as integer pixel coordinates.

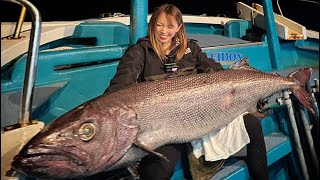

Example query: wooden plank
[236,2,306,40]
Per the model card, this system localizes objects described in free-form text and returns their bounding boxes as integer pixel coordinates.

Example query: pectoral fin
[134,141,169,162]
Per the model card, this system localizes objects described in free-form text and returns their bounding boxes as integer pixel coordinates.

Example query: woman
[105,4,268,180]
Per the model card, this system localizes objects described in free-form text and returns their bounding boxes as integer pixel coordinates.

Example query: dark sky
[0,0,319,31]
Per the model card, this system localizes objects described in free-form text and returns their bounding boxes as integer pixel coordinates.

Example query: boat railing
[3,0,42,127]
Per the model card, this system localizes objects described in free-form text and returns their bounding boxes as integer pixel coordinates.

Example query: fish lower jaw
[25,146,89,165]
[13,152,87,173]
[12,157,90,179]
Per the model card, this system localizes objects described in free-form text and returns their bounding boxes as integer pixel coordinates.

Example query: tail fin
[288,68,315,115]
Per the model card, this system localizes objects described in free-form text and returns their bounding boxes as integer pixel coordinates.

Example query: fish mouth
[11,146,90,178]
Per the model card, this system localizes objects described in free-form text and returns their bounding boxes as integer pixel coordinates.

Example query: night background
[0,0,319,31]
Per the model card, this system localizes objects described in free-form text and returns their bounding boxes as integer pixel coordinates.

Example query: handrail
[3,0,42,126]
[261,0,283,70]
[130,0,148,44]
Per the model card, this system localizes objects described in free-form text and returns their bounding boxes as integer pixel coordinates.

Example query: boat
[1,0,319,179]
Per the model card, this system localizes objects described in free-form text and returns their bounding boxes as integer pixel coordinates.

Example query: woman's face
[155,13,181,46]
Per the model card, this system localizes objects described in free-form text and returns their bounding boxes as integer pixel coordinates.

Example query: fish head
[11,98,139,178]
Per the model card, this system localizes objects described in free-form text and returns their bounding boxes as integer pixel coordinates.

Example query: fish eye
[77,122,96,141]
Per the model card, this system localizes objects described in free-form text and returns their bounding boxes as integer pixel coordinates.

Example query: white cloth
[191,113,250,161]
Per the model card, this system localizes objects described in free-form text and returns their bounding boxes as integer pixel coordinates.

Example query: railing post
[130,0,148,45]
[4,0,42,126]
[283,90,309,180]
[261,0,283,70]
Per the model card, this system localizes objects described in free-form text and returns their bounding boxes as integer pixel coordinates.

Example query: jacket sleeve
[190,41,224,73]
[104,44,145,93]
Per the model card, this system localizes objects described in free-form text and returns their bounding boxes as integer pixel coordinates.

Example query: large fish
[11,61,314,179]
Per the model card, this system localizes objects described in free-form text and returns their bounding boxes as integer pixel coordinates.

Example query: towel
[191,113,250,161]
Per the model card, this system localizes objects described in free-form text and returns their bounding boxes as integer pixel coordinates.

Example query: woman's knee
[244,114,262,129]
[243,114,264,140]
[139,158,174,180]
[139,144,184,180]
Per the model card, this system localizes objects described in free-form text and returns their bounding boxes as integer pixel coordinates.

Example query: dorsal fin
[229,58,260,72]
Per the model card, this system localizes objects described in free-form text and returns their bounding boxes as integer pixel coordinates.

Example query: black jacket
[105,37,223,93]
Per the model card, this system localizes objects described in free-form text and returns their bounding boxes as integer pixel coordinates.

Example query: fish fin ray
[229,57,261,72]
[229,57,249,69]
[133,141,169,162]
[288,68,315,115]
[292,88,315,115]
[269,72,282,77]
[288,68,312,85]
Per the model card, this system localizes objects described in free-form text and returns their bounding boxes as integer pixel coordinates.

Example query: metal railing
[3,0,42,126]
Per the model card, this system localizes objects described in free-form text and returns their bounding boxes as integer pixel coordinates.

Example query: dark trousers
[243,114,269,180]
[139,114,269,180]
[139,143,185,180]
